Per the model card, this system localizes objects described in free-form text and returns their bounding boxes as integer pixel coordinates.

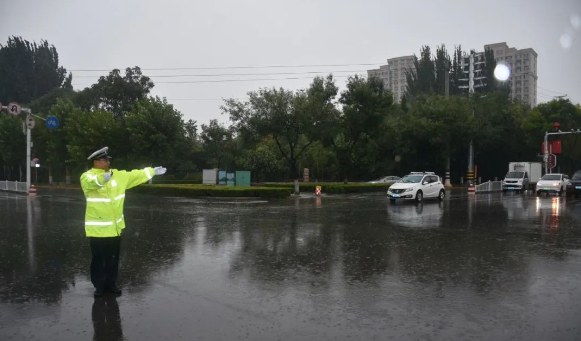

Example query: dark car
[567,170,581,198]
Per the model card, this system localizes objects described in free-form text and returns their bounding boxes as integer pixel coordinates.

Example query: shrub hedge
[260,182,392,194]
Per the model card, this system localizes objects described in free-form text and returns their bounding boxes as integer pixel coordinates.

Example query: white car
[387,172,445,203]
[367,176,401,184]
[536,173,570,196]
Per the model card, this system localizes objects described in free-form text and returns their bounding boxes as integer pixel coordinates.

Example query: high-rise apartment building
[367,55,415,103]
[369,42,538,107]
[484,42,538,107]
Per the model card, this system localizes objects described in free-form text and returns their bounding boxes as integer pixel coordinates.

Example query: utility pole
[459,52,486,185]
[467,53,475,185]
[26,121,31,191]
[444,63,452,187]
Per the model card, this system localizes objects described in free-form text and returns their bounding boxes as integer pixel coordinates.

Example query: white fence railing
[0,180,28,193]
[475,181,503,193]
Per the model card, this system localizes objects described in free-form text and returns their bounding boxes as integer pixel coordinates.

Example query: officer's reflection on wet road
[1,190,581,340]
[92,297,123,341]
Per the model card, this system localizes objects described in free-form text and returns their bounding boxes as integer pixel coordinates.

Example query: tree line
[1,37,580,184]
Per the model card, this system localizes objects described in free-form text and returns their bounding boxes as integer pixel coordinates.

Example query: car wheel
[438,189,445,201]
[559,188,563,196]
[502,189,507,194]
[415,190,423,203]
[389,199,396,204]
[536,191,541,196]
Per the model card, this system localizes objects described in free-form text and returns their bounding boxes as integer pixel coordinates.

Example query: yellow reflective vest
[80,167,154,237]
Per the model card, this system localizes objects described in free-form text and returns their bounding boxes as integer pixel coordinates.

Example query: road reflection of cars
[502,196,536,221]
[386,201,443,229]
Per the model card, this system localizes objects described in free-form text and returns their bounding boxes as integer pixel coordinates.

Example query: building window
[497,50,504,56]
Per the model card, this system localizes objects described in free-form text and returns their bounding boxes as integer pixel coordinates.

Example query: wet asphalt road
[1,189,581,341]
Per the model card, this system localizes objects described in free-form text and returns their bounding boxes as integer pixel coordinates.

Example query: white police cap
[87,147,112,161]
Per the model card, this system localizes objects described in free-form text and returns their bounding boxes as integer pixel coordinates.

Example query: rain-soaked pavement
[1,189,581,341]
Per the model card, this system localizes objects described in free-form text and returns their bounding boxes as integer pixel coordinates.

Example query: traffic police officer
[81,147,166,297]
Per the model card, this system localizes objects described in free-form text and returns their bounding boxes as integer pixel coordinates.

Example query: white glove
[154,166,167,175]
[103,172,112,182]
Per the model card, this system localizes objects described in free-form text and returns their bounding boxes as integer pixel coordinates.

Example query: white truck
[502,162,543,193]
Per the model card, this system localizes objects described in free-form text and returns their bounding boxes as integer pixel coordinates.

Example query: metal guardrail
[0,180,28,193]
[475,181,503,193]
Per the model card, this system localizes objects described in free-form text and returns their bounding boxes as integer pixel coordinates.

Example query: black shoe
[94,288,104,297]
[105,286,122,296]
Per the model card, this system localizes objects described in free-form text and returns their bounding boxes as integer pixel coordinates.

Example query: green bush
[260,182,392,194]
[133,184,292,198]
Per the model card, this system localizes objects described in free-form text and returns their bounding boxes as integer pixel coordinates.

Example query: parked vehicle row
[382,168,581,205]
[501,161,581,198]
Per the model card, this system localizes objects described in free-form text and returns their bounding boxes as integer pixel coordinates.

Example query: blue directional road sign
[46,116,59,129]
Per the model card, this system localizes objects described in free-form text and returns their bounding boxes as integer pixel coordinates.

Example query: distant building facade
[485,42,538,107]
[369,42,538,106]
[367,55,415,103]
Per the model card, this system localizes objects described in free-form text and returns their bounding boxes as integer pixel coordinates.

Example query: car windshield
[506,172,524,178]
[400,175,423,183]
[541,174,561,181]
[573,172,581,180]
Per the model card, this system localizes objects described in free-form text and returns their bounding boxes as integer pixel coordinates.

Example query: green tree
[392,95,473,176]
[0,115,25,180]
[237,138,285,182]
[224,76,338,178]
[125,97,190,169]
[482,48,498,93]
[75,67,153,118]
[434,44,451,96]
[65,106,124,165]
[199,119,235,169]
[449,45,464,96]
[322,76,393,180]
[406,46,436,97]
[0,36,67,104]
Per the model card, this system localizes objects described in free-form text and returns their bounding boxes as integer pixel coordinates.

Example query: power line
[537,85,566,95]
[73,69,368,78]
[69,63,383,72]
[167,98,227,101]
[72,75,354,87]
[537,93,562,100]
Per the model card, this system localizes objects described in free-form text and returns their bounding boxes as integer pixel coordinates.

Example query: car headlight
[553,183,559,186]
[404,187,415,192]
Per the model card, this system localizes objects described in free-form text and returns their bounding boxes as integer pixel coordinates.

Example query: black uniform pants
[90,237,121,290]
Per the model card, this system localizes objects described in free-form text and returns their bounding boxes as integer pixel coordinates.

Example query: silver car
[367,176,401,184]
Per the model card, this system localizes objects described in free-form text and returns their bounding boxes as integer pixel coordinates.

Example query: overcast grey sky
[2,0,580,126]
